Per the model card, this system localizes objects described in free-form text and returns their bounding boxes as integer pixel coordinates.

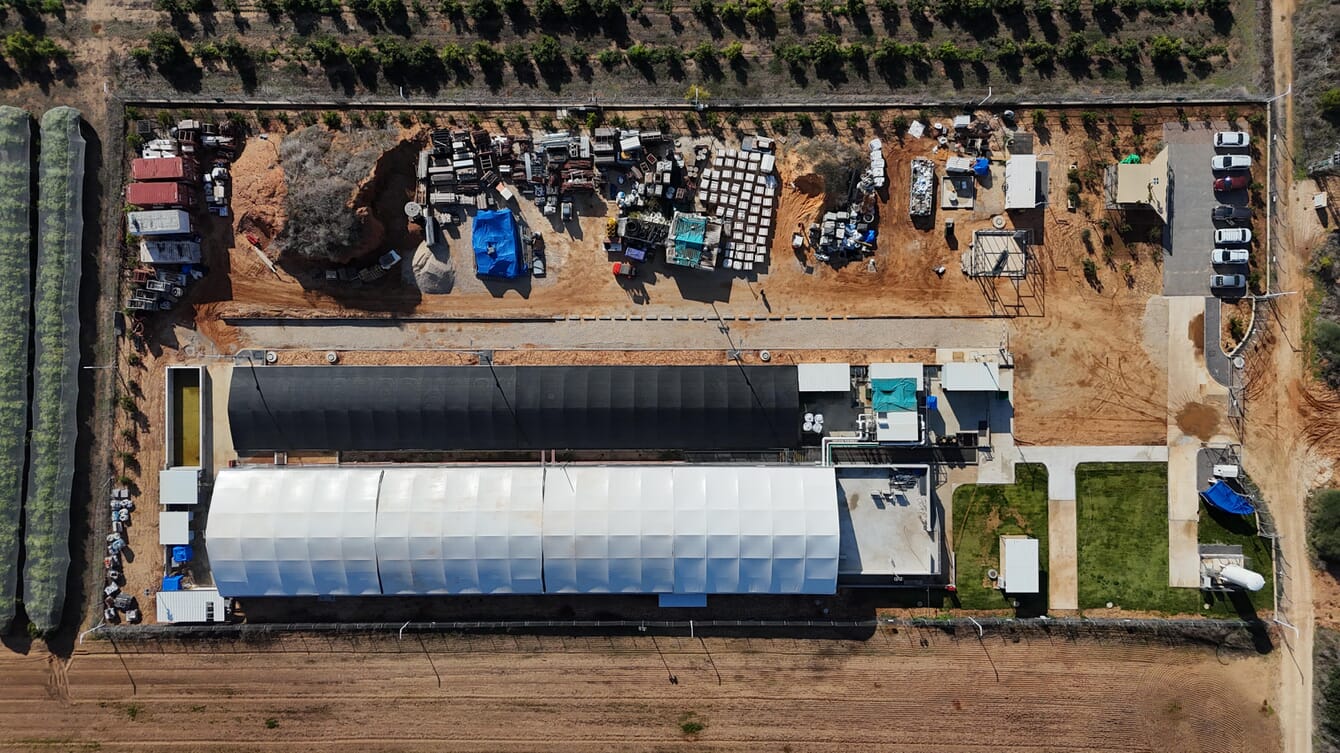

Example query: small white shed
[797,363,851,392]
[941,362,1001,392]
[999,536,1039,594]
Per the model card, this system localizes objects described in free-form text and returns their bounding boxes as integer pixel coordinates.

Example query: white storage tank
[1219,565,1265,591]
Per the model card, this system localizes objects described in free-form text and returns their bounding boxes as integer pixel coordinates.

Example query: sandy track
[3,633,1278,752]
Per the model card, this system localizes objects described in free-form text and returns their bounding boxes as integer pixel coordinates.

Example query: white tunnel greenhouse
[205,465,841,598]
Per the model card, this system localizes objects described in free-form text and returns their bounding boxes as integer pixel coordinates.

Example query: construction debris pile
[808,139,884,264]
[910,157,935,218]
[102,487,139,624]
[123,118,235,316]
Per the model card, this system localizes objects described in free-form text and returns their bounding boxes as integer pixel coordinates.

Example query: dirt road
[225,318,1010,352]
[2,632,1279,752]
[1253,0,1325,750]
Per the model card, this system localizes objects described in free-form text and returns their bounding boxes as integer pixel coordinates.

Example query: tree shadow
[1153,59,1186,83]
[878,3,899,30]
[537,60,570,91]
[942,59,964,88]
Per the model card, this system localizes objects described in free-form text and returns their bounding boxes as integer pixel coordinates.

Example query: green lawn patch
[951,464,1048,613]
[1076,462,1272,617]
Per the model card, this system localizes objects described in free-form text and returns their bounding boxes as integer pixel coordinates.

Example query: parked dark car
[1214,174,1249,192]
[1212,205,1253,224]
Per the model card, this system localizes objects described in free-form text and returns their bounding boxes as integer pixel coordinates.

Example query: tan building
[1106,147,1170,222]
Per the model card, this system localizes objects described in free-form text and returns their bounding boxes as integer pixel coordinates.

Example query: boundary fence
[94,616,1273,653]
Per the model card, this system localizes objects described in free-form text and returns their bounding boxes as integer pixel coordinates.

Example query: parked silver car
[1211,247,1249,265]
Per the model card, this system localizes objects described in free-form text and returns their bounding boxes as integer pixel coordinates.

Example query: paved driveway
[1162,125,1216,296]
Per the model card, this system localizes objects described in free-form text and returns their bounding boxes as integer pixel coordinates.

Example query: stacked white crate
[699,147,779,272]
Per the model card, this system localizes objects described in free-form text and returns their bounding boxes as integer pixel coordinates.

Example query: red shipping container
[126,182,195,209]
[131,157,197,182]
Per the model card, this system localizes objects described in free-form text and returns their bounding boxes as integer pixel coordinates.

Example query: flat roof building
[869,363,924,445]
[127,209,191,237]
[1107,148,1171,223]
[126,181,195,209]
[1004,155,1042,210]
[131,156,196,182]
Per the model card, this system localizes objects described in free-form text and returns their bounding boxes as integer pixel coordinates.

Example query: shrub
[1082,257,1099,286]
[722,41,745,63]
[1311,490,1340,563]
[321,111,342,129]
[596,49,622,69]
[1322,89,1340,122]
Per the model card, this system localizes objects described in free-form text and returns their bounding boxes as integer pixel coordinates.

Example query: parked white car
[1213,131,1250,148]
[1214,227,1252,244]
[1211,247,1249,265]
[1211,154,1252,171]
[1211,273,1247,289]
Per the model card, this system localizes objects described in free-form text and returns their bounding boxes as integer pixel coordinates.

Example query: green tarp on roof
[871,378,917,412]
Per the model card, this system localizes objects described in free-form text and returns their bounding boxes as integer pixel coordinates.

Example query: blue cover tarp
[472,209,525,278]
[871,378,917,412]
[161,575,183,591]
[172,545,194,564]
[1202,480,1254,514]
[973,158,990,176]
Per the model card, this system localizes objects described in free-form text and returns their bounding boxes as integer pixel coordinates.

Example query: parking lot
[1162,122,1252,298]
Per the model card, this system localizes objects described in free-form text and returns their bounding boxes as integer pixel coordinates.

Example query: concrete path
[1202,297,1233,387]
[1004,445,1169,500]
[976,443,1166,612]
[229,318,1010,353]
[1047,499,1079,611]
[1167,441,1206,588]
[1165,296,1235,588]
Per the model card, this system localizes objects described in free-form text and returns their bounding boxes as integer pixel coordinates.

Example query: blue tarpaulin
[1202,480,1255,514]
[871,378,917,413]
[472,209,526,278]
[973,157,990,176]
[161,575,183,591]
[172,545,194,564]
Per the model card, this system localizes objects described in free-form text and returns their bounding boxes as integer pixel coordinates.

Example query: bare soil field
[1,631,1280,752]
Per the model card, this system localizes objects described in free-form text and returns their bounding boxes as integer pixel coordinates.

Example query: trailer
[128,209,192,237]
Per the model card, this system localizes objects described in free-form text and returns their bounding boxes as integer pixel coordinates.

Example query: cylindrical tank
[1220,565,1265,591]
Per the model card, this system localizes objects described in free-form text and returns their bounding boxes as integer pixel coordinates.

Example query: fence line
[118,95,1271,112]
[95,616,1270,649]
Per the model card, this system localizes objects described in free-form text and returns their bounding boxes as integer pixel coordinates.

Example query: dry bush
[273,126,398,263]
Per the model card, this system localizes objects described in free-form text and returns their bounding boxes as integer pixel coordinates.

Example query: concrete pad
[205,363,234,472]
[1168,519,1201,588]
[1048,499,1078,611]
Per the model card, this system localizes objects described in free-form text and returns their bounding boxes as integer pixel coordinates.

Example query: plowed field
[1,631,1278,752]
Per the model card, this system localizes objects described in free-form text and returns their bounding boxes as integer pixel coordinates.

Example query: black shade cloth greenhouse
[229,365,801,452]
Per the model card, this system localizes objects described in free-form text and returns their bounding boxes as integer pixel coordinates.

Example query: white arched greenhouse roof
[542,466,839,595]
[206,468,383,597]
[205,465,840,598]
[375,467,544,595]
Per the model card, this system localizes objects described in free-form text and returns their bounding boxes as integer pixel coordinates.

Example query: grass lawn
[1075,462,1273,617]
[951,464,1049,613]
